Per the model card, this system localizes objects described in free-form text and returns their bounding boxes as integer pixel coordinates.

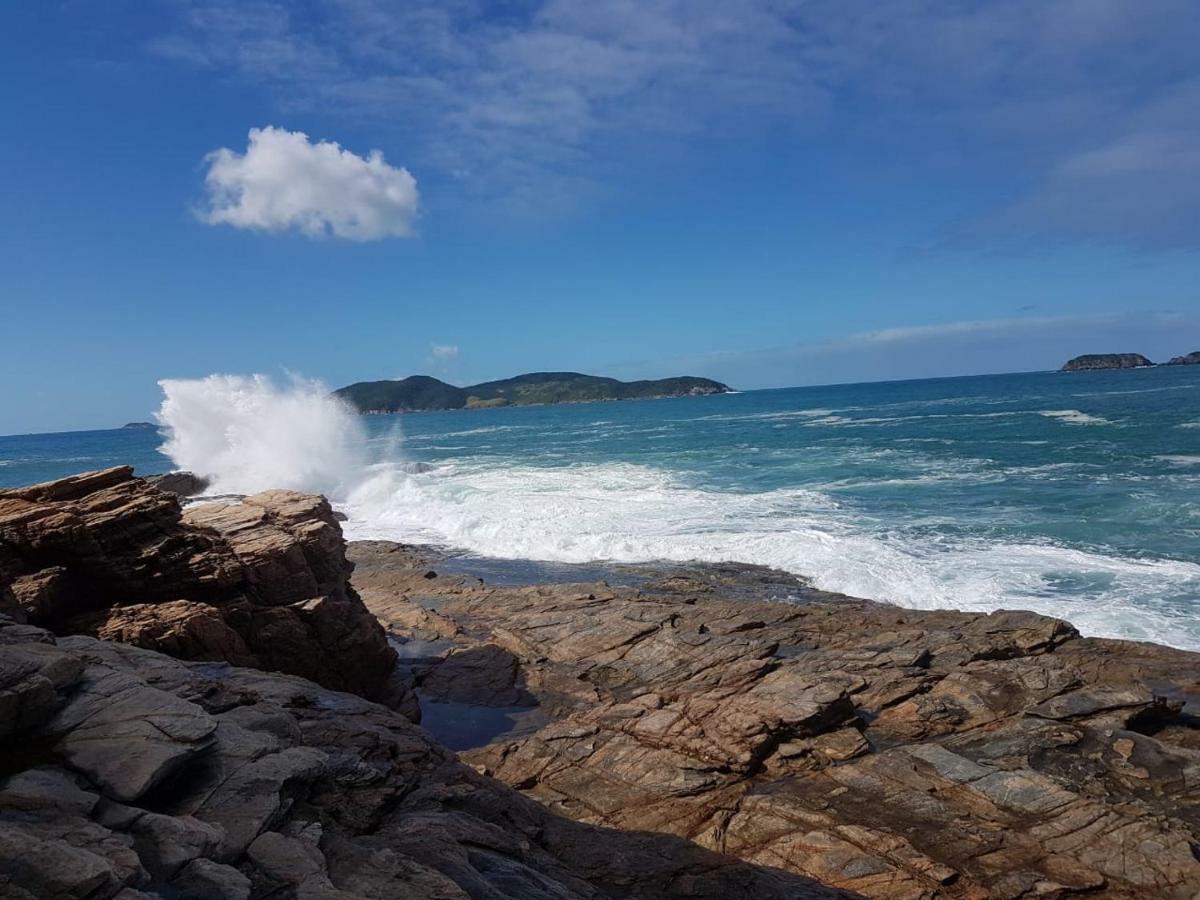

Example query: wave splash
[156,374,1200,651]
[157,373,379,496]
[341,461,1200,650]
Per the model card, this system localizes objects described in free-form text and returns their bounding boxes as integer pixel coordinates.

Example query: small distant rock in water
[1165,351,1200,366]
[144,470,210,497]
[1061,353,1154,371]
[121,421,157,429]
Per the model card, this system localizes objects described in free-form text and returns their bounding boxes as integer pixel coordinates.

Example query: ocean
[3,367,1198,649]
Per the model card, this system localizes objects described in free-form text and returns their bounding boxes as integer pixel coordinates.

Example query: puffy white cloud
[430,343,459,361]
[164,1,1200,243]
[200,126,418,240]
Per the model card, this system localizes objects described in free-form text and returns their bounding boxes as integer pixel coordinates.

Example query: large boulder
[0,468,396,705]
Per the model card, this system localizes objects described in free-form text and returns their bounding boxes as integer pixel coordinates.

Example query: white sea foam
[1156,455,1200,466]
[156,374,1200,651]
[1038,409,1111,426]
[341,460,1200,650]
[157,373,372,495]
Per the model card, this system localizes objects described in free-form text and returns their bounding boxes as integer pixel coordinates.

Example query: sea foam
[157,373,374,496]
[156,373,1200,652]
[340,459,1200,650]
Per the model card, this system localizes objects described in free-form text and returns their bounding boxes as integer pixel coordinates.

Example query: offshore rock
[0,468,396,704]
[0,617,845,899]
[1060,353,1154,371]
[1165,351,1200,365]
[352,541,1200,899]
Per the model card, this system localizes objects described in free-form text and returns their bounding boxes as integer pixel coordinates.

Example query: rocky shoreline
[3,470,1200,897]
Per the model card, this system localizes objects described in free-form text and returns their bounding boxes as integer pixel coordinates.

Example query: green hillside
[334,372,731,413]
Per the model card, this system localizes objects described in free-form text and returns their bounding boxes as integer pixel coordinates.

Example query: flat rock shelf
[352,539,1200,899]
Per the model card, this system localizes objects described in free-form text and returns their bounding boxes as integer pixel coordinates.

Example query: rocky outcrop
[1061,353,1154,371]
[1165,351,1200,366]
[0,616,845,899]
[352,542,1200,899]
[143,471,209,497]
[0,468,396,703]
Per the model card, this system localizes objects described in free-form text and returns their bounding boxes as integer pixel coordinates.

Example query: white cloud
[430,343,459,361]
[979,80,1200,249]
[199,126,419,240]
[162,1,1200,242]
[606,311,1198,388]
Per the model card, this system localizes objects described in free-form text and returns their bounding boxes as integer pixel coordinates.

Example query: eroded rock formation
[0,468,395,702]
[143,470,210,497]
[352,542,1200,899]
[4,468,1199,898]
[0,616,845,899]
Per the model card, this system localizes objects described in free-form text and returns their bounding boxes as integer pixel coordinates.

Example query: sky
[1,0,1199,433]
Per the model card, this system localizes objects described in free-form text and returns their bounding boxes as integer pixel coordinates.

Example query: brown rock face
[0,467,396,703]
[143,470,210,497]
[352,542,1200,899]
[0,617,845,899]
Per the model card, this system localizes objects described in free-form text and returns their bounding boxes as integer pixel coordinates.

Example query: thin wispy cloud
[199,126,419,240]
[157,0,1200,245]
[608,311,1199,388]
[430,343,459,362]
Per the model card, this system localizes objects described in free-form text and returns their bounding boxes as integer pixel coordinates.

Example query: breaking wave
[157,373,376,495]
[156,373,1200,651]
[340,460,1200,649]
[1038,409,1111,426]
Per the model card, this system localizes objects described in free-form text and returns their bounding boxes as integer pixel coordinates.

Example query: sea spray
[157,373,374,496]
[339,459,1200,649]
[150,369,1200,651]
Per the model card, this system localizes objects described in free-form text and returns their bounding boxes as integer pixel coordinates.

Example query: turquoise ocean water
[3,367,1198,648]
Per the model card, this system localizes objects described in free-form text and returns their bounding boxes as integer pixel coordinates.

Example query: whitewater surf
[118,366,1197,651]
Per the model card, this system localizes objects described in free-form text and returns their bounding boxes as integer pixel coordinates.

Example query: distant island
[121,421,158,429]
[1060,351,1199,371]
[1166,351,1200,366]
[1061,353,1154,371]
[334,372,732,413]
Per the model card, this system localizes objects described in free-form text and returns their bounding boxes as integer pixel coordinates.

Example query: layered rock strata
[352,541,1200,899]
[0,468,395,702]
[0,616,846,899]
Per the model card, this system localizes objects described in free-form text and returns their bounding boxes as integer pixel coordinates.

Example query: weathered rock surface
[0,468,395,703]
[143,471,209,497]
[1060,353,1154,371]
[0,616,844,899]
[352,541,1200,899]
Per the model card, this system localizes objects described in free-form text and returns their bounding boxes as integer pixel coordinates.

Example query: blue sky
[2,0,1199,433]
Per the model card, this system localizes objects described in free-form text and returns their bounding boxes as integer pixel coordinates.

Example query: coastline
[2,468,1199,896]
[356,389,737,415]
[351,537,1200,896]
